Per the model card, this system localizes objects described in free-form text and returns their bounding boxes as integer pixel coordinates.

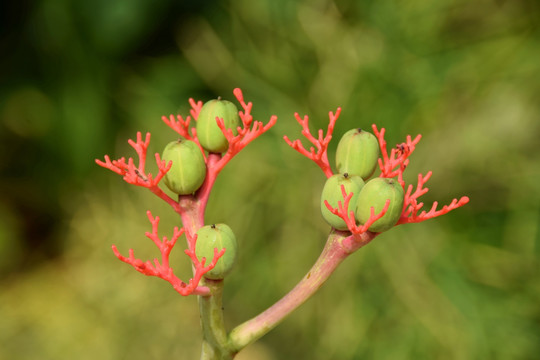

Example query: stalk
[228,231,355,352]
[198,279,233,360]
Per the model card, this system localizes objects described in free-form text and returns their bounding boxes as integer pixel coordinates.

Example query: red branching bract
[373,124,422,186]
[96,132,171,188]
[112,211,225,296]
[189,88,277,212]
[373,124,470,225]
[324,184,391,236]
[162,99,207,157]
[372,124,469,223]
[283,108,340,178]
[212,88,278,175]
[399,172,470,224]
[95,132,182,213]
[189,98,203,120]
[162,114,195,141]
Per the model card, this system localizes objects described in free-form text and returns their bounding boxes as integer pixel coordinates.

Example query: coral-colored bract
[111,211,224,296]
[371,124,469,225]
[283,108,340,178]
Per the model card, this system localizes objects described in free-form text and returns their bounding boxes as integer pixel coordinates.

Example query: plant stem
[228,230,365,352]
[198,279,233,360]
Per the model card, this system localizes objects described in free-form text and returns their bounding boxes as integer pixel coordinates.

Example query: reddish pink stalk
[229,230,374,351]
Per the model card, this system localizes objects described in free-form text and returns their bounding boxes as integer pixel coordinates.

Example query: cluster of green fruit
[161,98,240,280]
[321,129,404,233]
[162,98,240,196]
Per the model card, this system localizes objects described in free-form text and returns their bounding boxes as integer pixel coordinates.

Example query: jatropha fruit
[355,177,404,232]
[96,88,469,359]
[320,173,365,230]
[162,138,206,195]
[335,128,379,180]
[195,224,238,280]
[196,98,241,153]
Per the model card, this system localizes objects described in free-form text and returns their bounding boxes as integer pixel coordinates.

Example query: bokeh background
[1,0,539,359]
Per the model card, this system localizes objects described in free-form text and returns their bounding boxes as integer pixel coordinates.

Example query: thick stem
[228,231,354,352]
[178,194,232,359]
[198,279,233,360]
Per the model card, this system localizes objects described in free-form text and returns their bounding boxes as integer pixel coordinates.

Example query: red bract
[161,98,206,157]
[323,186,391,235]
[112,211,224,296]
[399,172,470,224]
[95,132,182,213]
[372,124,469,224]
[213,88,277,174]
[95,132,171,189]
[373,124,421,185]
[283,108,340,178]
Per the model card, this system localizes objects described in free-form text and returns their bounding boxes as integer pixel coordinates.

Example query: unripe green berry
[320,173,365,230]
[162,138,206,195]
[195,224,238,280]
[335,128,380,180]
[355,177,404,233]
[196,98,241,153]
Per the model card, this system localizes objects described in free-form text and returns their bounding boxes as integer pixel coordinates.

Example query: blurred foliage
[1,0,539,359]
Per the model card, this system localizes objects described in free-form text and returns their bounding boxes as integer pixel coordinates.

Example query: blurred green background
[1,0,539,359]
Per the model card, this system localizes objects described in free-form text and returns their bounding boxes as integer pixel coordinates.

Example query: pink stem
[228,230,376,351]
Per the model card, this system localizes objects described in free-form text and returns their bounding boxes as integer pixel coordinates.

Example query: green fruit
[196,98,241,153]
[162,138,206,195]
[335,128,380,180]
[195,224,238,280]
[355,177,404,232]
[320,173,365,230]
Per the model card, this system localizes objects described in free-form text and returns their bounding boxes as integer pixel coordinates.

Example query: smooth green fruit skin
[336,128,380,180]
[196,99,240,153]
[162,139,206,195]
[195,224,238,280]
[320,173,365,230]
[355,177,404,232]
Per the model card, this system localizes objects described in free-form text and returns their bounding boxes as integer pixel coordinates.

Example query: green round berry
[195,224,238,280]
[196,98,240,153]
[162,138,206,195]
[355,177,404,233]
[335,128,380,180]
[320,173,365,230]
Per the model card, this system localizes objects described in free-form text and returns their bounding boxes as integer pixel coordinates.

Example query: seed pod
[162,138,206,195]
[195,224,238,280]
[335,128,380,180]
[355,177,404,232]
[320,173,365,230]
[196,98,241,153]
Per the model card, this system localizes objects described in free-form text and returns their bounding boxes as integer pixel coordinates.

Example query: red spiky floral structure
[96,88,277,296]
[96,88,469,357]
